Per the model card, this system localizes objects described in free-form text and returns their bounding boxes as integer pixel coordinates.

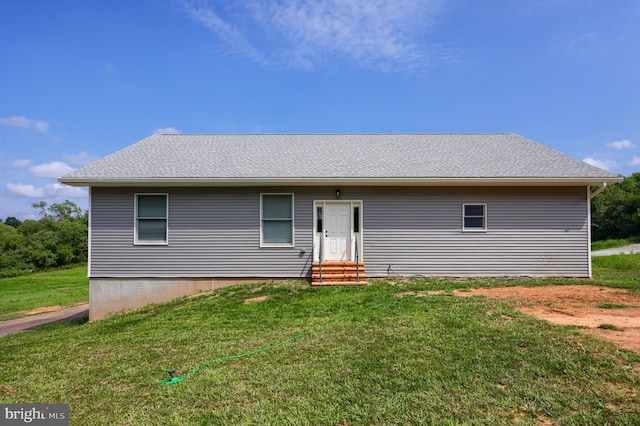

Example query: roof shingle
[59,133,621,185]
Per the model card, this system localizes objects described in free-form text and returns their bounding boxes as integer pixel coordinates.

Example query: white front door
[324,203,351,261]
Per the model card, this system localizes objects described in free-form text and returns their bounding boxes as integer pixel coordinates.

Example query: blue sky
[1,0,639,220]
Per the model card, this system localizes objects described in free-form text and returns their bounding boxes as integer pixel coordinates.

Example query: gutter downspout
[589,182,607,200]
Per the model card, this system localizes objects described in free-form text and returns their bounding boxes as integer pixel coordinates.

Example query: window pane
[263,195,292,219]
[263,220,293,244]
[464,217,484,228]
[138,195,166,218]
[353,206,360,232]
[138,219,167,241]
[464,205,484,217]
[316,206,323,233]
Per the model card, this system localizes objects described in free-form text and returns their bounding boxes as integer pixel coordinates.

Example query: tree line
[591,172,640,241]
[0,200,88,277]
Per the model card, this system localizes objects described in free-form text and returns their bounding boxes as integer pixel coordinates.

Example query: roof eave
[58,176,624,187]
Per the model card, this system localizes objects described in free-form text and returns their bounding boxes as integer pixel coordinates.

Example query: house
[59,133,621,320]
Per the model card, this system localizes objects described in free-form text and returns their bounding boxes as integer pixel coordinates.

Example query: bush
[1,200,88,274]
[591,173,640,240]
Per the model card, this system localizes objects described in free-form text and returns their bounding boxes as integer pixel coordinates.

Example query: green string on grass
[159,315,347,385]
[158,291,424,385]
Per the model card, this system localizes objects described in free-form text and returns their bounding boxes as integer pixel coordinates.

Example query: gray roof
[59,133,621,186]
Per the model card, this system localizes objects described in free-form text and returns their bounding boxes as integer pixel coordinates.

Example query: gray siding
[90,186,589,278]
[361,187,589,277]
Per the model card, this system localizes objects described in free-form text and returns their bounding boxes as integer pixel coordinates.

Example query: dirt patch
[23,305,66,315]
[397,286,640,350]
[244,296,268,304]
[19,302,88,317]
[454,286,640,351]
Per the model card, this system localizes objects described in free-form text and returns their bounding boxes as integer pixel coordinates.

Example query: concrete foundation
[89,277,283,321]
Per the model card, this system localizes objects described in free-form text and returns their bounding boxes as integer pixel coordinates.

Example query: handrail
[319,232,323,283]
[355,233,359,283]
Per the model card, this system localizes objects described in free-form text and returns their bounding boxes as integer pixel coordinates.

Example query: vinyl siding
[362,187,589,277]
[91,187,313,277]
[90,186,590,278]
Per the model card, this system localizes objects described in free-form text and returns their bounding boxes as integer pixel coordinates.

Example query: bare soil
[24,305,66,315]
[407,286,640,351]
[244,296,268,304]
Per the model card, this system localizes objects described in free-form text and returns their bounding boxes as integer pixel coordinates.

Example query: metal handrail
[319,232,323,283]
[355,233,359,283]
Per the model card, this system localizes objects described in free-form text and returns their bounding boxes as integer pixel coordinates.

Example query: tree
[31,200,84,222]
[591,172,640,240]
[31,201,49,219]
[3,217,21,228]
[0,223,28,274]
[48,200,84,222]
[0,200,89,276]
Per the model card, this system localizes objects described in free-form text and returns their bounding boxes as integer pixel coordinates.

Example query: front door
[324,203,351,261]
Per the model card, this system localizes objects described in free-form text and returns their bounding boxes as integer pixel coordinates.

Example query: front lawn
[1,273,638,424]
[0,265,88,320]
[592,254,640,292]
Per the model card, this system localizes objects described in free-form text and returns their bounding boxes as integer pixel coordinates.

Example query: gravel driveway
[592,244,640,256]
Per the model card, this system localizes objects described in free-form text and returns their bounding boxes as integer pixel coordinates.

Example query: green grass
[0,265,88,320]
[1,257,639,424]
[592,254,640,292]
[596,303,633,309]
[598,323,625,331]
[591,236,640,252]
[1,278,639,425]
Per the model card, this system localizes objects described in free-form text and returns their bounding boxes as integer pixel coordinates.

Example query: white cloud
[565,33,596,50]
[184,0,446,72]
[583,157,617,171]
[607,139,635,150]
[11,159,31,168]
[153,127,182,134]
[29,161,74,178]
[629,156,640,166]
[7,183,45,198]
[184,1,267,64]
[6,182,87,199]
[103,63,117,74]
[63,152,98,166]
[44,183,87,198]
[264,0,439,70]
[0,116,49,132]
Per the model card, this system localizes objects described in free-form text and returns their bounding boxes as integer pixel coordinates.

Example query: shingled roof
[59,133,621,186]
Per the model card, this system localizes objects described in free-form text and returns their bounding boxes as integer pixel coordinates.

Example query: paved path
[0,304,89,338]
[592,243,640,257]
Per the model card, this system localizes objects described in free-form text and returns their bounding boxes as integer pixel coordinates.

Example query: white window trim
[462,203,487,232]
[313,200,363,262]
[260,193,295,247]
[134,193,169,245]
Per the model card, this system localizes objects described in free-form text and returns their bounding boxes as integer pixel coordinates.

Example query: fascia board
[58,176,624,187]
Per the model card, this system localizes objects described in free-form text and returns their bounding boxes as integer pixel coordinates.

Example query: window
[135,194,168,244]
[261,194,294,246]
[462,204,486,231]
[316,206,323,233]
[353,206,360,233]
